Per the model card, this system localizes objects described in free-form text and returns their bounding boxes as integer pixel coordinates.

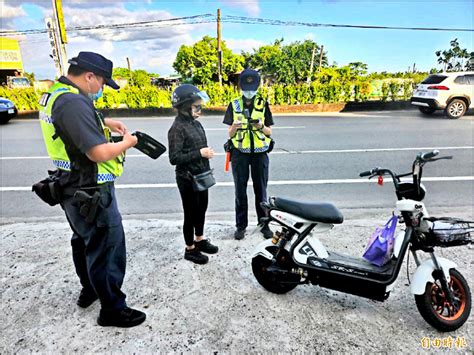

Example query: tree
[242,39,283,84]
[112,67,156,87]
[435,39,471,72]
[243,39,327,84]
[112,67,131,79]
[132,69,151,87]
[348,62,368,78]
[173,36,244,84]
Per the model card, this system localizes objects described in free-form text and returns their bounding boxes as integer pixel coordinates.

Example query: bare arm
[251,121,272,136]
[228,123,241,138]
[86,133,137,163]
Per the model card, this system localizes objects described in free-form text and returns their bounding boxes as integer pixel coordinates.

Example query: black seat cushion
[272,197,344,224]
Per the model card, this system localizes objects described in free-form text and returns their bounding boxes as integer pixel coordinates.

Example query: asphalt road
[1,110,473,220]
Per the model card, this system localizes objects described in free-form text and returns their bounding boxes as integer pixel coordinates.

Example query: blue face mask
[88,87,103,101]
[87,75,103,101]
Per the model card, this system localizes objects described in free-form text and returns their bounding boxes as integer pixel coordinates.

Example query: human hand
[123,131,138,148]
[251,119,263,129]
[232,120,242,128]
[200,147,215,159]
[105,118,128,135]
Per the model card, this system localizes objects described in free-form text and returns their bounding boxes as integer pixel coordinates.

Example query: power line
[222,15,474,32]
[0,14,214,36]
[2,13,472,38]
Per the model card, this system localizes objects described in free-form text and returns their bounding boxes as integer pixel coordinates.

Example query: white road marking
[206,126,306,131]
[2,176,472,192]
[1,146,472,161]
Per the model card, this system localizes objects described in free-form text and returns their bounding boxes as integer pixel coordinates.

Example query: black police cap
[68,51,119,90]
[239,68,261,91]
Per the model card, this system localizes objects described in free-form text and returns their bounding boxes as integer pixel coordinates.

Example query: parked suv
[411,72,474,119]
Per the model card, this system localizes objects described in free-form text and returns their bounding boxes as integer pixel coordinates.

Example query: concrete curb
[16,101,415,119]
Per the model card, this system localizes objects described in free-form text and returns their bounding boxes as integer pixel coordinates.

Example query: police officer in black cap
[223,69,274,240]
[37,51,146,327]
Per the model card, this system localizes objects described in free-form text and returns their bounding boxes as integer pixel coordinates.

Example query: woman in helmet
[168,84,219,264]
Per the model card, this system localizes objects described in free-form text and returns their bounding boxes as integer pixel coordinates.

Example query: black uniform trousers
[231,149,269,230]
[61,185,127,311]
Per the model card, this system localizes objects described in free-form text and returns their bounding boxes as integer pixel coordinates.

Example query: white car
[411,72,474,119]
[0,97,17,124]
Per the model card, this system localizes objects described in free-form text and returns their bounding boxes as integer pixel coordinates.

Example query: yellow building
[0,37,27,86]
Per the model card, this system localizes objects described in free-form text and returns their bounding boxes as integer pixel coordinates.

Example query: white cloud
[7,1,213,78]
[225,38,265,53]
[100,41,114,55]
[1,4,27,18]
[62,6,200,43]
[221,0,260,16]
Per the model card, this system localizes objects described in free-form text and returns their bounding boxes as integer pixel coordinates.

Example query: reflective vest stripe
[97,173,116,183]
[52,159,71,171]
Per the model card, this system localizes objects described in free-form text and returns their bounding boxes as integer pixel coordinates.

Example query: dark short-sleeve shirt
[51,76,107,188]
[223,97,274,126]
[52,77,107,154]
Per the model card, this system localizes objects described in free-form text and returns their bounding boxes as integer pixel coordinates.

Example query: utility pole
[307,45,316,83]
[217,8,222,86]
[318,45,324,72]
[52,0,68,76]
[412,62,416,73]
[45,17,62,78]
[126,57,133,86]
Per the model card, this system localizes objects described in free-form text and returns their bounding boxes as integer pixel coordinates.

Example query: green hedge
[0,78,418,112]
[0,87,40,111]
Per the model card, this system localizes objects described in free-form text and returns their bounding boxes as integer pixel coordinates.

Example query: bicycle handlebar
[419,149,439,161]
[359,170,372,177]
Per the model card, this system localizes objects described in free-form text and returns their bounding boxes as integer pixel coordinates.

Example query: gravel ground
[1,208,472,353]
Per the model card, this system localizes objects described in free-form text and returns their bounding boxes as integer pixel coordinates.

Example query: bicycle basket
[427,218,474,247]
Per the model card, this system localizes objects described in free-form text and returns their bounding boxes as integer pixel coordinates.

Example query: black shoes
[194,238,219,254]
[184,248,209,264]
[97,307,146,328]
[234,228,246,240]
[77,288,98,308]
[261,225,273,239]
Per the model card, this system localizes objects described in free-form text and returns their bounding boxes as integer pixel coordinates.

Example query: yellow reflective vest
[38,81,124,184]
[231,94,272,153]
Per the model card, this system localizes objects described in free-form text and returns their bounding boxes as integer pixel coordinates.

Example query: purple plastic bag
[363,215,398,266]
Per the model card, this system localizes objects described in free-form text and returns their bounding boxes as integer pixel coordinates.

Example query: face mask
[88,87,103,101]
[191,104,202,118]
[243,90,257,99]
[87,75,103,101]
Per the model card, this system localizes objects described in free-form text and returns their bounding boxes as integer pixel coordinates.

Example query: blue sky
[1,0,473,79]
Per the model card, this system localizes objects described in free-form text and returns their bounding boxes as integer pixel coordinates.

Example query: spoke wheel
[445,99,467,119]
[415,269,471,331]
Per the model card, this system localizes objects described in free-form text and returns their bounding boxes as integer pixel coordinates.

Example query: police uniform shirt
[52,76,108,187]
[223,99,274,127]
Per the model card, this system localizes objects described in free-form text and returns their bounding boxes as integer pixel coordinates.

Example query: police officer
[223,69,274,240]
[38,52,146,327]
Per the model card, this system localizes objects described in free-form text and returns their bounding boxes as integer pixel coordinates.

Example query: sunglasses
[191,104,202,112]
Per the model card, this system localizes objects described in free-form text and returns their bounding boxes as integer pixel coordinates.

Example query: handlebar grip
[421,150,439,161]
[359,170,372,177]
